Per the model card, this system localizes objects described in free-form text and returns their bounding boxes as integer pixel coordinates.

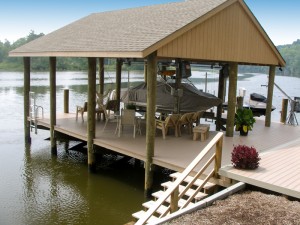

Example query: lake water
[0,70,299,225]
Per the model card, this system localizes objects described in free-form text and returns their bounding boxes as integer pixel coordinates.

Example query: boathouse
[10,0,286,195]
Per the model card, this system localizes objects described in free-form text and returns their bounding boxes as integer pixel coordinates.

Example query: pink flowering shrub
[231,145,261,169]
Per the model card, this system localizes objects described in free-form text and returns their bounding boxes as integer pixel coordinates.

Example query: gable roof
[10,0,285,67]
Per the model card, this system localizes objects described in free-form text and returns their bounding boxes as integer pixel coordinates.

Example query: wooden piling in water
[87,57,96,172]
[226,63,238,137]
[145,51,157,194]
[23,57,31,144]
[265,65,275,127]
[64,89,69,113]
[49,57,57,154]
[281,99,288,124]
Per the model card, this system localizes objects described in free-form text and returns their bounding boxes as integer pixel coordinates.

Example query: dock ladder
[29,91,44,134]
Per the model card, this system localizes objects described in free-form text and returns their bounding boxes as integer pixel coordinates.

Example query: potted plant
[231,145,261,169]
[235,108,256,136]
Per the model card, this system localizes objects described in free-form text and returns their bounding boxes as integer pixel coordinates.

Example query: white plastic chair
[118,109,136,138]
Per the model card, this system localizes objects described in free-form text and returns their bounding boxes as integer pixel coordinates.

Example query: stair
[161,181,207,201]
[151,190,196,208]
[132,210,159,224]
[169,172,216,194]
[132,172,216,223]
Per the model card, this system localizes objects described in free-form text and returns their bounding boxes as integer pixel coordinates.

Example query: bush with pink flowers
[231,145,260,169]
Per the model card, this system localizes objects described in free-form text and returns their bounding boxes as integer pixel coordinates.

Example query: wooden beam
[216,66,225,131]
[116,59,123,111]
[226,63,238,137]
[23,57,31,144]
[265,65,276,127]
[49,57,57,154]
[98,58,104,94]
[145,51,157,194]
[87,57,97,172]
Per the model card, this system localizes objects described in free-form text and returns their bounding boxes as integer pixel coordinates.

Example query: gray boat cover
[121,81,222,112]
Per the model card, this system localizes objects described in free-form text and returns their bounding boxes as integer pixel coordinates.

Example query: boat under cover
[121,81,222,113]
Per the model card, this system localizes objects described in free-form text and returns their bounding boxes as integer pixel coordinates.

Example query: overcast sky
[1,0,299,45]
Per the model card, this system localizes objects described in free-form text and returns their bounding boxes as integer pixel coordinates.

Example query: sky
[0,0,299,46]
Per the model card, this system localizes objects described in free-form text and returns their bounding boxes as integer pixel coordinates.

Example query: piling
[280,99,288,124]
[226,63,238,137]
[23,57,31,144]
[87,57,96,172]
[64,89,69,113]
[265,66,276,127]
[49,57,57,155]
[145,51,157,195]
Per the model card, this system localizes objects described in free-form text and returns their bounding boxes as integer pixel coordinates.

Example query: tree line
[1,31,299,76]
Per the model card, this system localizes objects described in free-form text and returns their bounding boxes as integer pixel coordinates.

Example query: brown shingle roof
[10,0,227,57]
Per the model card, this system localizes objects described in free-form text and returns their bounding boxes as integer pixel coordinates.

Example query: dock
[34,113,300,199]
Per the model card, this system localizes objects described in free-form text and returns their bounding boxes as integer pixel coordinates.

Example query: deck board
[35,113,300,199]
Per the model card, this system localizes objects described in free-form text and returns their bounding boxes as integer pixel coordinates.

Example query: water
[0,70,299,225]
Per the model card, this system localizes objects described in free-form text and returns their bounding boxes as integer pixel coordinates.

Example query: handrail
[29,91,44,134]
[135,132,223,225]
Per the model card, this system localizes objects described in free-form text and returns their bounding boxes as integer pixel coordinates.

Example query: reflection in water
[0,71,299,225]
[21,140,147,225]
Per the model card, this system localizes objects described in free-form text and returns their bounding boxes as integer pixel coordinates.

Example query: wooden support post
[170,186,179,213]
[144,61,147,83]
[49,57,57,155]
[214,135,223,178]
[265,66,276,127]
[236,96,244,109]
[280,99,288,123]
[216,67,225,131]
[226,63,238,137]
[23,57,31,144]
[87,57,97,172]
[116,59,123,111]
[145,51,157,195]
[174,59,182,114]
[64,89,69,113]
[98,58,104,95]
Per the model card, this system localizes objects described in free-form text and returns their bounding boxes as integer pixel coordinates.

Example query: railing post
[170,186,179,213]
[214,135,223,178]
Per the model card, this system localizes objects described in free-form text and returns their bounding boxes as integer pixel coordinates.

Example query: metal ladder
[29,92,44,134]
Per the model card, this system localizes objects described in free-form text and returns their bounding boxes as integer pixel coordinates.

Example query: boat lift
[273,83,299,126]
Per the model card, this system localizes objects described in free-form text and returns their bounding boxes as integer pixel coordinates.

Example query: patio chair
[156,114,181,139]
[192,111,205,126]
[76,101,87,122]
[95,90,111,121]
[178,112,195,136]
[117,109,137,138]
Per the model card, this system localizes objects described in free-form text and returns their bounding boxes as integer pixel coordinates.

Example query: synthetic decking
[34,113,300,198]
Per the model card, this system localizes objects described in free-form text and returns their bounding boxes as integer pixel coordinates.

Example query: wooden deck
[35,113,300,199]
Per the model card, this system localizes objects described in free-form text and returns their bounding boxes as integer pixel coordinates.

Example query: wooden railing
[135,132,224,225]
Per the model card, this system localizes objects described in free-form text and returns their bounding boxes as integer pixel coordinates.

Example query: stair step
[132,210,159,223]
[142,200,169,215]
[152,190,195,208]
[161,181,207,201]
[170,172,216,192]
